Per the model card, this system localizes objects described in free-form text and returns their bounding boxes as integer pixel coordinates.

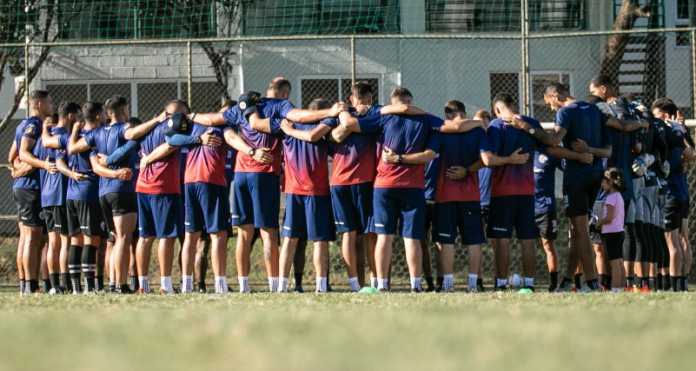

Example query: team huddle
[9,75,694,295]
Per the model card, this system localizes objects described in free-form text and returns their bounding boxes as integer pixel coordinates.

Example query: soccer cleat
[378,288,389,293]
[467,286,480,293]
[119,286,134,294]
[639,286,650,293]
[476,284,486,292]
[410,287,423,293]
[198,287,207,294]
[326,283,333,293]
[293,286,304,293]
[553,285,572,293]
[577,285,593,293]
[435,284,443,293]
[445,286,455,293]
[49,286,67,295]
[547,285,557,293]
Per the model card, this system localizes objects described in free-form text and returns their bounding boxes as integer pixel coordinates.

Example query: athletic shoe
[137,288,147,295]
[327,284,333,293]
[625,287,634,292]
[435,284,443,293]
[378,288,389,293]
[118,286,134,294]
[410,287,422,293]
[639,286,650,293]
[49,286,66,295]
[82,289,94,295]
[577,285,593,293]
[444,286,455,293]
[476,284,486,292]
[293,286,304,293]
[553,285,572,293]
[198,287,207,294]
[599,285,610,292]
[547,285,557,293]
[494,285,507,292]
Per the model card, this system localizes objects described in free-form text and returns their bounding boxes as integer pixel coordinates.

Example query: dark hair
[82,102,105,122]
[268,77,292,94]
[390,87,413,101]
[308,98,331,111]
[492,93,516,109]
[51,113,59,122]
[651,98,678,116]
[58,101,81,119]
[105,95,128,114]
[474,109,492,121]
[444,100,466,115]
[28,90,50,108]
[590,74,614,89]
[583,95,604,105]
[351,81,373,99]
[166,99,191,114]
[221,100,237,111]
[129,117,143,126]
[604,167,627,193]
[620,93,638,103]
[543,82,568,97]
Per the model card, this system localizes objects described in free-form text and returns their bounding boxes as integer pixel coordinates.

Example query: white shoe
[445,286,455,293]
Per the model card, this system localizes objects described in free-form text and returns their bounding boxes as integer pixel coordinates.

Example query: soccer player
[589,76,648,291]
[340,87,485,292]
[533,135,563,291]
[192,78,346,293]
[35,102,81,293]
[487,93,542,292]
[651,99,691,291]
[69,96,155,293]
[328,81,382,290]
[506,82,646,291]
[272,99,338,292]
[11,90,54,294]
[426,100,517,292]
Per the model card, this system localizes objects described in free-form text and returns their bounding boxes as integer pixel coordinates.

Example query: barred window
[426,0,587,33]
[489,71,571,122]
[299,77,379,109]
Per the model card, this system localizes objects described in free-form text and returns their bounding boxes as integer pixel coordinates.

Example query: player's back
[330,105,381,186]
[557,101,607,183]
[184,123,228,187]
[488,116,541,196]
[34,127,69,207]
[86,122,137,196]
[58,130,100,203]
[283,120,335,196]
[435,128,490,203]
[137,121,181,194]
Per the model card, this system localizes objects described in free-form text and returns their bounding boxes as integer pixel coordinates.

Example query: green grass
[1,291,695,371]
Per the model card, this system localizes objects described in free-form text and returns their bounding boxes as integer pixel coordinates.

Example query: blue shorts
[231,172,280,229]
[433,201,485,245]
[330,183,373,234]
[487,195,538,240]
[373,188,425,239]
[184,182,230,233]
[281,194,335,241]
[137,193,182,238]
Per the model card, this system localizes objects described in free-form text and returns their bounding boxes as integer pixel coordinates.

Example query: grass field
[0,291,694,371]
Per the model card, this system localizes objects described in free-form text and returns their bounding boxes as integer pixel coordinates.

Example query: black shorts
[562,171,602,219]
[535,210,558,240]
[67,199,104,237]
[44,206,68,235]
[100,192,137,236]
[602,232,625,261]
[665,198,687,232]
[13,188,44,227]
[487,195,538,240]
[481,205,490,227]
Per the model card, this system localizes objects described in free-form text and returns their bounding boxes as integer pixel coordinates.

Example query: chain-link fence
[1,0,696,288]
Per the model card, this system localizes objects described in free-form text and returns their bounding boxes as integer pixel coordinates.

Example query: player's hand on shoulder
[330,102,350,117]
[156,110,170,124]
[509,148,530,164]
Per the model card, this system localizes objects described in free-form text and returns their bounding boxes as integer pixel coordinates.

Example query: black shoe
[198,287,207,293]
[378,288,389,293]
[477,285,486,292]
[327,283,333,292]
[494,285,507,292]
[547,285,557,293]
[411,287,423,293]
[118,285,134,294]
[435,284,443,293]
[293,286,304,293]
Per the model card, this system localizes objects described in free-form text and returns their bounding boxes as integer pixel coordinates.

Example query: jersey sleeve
[166,134,199,147]
[84,130,96,147]
[107,140,140,165]
[58,132,70,149]
[555,107,571,131]
[270,118,283,135]
[56,148,68,162]
[425,133,442,153]
[321,118,339,129]
[427,114,445,132]
[22,121,40,141]
[358,114,384,134]
[278,100,296,118]
[222,107,242,127]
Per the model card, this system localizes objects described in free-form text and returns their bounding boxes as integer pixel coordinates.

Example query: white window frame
[297,75,383,108]
[43,78,217,117]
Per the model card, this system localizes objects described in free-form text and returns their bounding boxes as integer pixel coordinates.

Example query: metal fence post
[24,43,29,119]
[187,41,192,109]
[351,36,356,85]
[521,0,530,116]
[691,29,696,116]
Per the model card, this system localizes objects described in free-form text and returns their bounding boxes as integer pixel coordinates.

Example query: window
[488,71,571,122]
[44,80,219,119]
[425,0,587,33]
[676,0,690,47]
[299,77,380,109]
[242,0,400,36]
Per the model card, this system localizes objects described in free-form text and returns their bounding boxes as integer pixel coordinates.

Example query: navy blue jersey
[606,128,637,200]
[57,131,100,203]
[665,124,689,200]
[13,116,42,190]
[533,148,561,212]
[34,127,68,207]
[84,122,137,196]
[555,101,611,185]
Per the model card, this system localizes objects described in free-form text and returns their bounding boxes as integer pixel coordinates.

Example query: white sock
[215,276,228,293]
[370,276,378,288]
[316,277,327,292]
[182,275,193,293]
[348,277,360,292]
[159,276,172,293]
[612,287,622,293]
[410,277,422,291]
[269,277,279,292]
[138,276,149,293]
[279,278,288,292]
[496,278,507,288]
[524,277,534,288]
[468,274,478,289]
[378,279,388,290]
[443,274,454,290]
[239,276,250,293]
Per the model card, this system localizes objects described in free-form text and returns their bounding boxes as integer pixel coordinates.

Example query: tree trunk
[599,0,657,82]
